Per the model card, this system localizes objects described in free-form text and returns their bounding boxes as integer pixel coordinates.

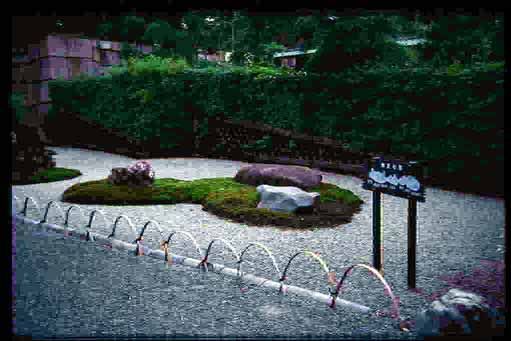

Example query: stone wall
[196,117,376,176]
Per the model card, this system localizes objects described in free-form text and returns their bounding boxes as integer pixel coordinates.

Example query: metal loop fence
[11,194,409,332]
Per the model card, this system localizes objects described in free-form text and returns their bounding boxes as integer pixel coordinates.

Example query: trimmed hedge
[47,61,504,194]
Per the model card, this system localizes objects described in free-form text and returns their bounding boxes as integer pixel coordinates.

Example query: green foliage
[482,61,505,72]
[143,19,176,48]
[105,64,128,76]
[404,47,420,65]
[419,14,504,67]
[241,135,273,151]
[120,42,145,61]
[47,54,503,188]
[259,42,287,64]
[385,14,428,37]
[446,61,464,76]
[305,15,397,73]
[308,183,363,205]
[288,139,297,150]
[27,167,82,184]
[10,92,27,124]
[126,55,190,76]
[379,41,410,67]
[96,21,114,39]
[119,15,146,42]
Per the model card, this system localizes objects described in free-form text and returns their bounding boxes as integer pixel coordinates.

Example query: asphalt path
[13,217,420,340]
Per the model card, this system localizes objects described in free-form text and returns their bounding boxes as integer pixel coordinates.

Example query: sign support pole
[364,157,424,289]
[372,190,382,274]
[407,199,417,289]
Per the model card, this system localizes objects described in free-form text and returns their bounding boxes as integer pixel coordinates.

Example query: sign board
[362,156,426,289]
[362,157,425,202]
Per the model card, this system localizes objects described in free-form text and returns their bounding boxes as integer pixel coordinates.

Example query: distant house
[198,49,227,62]
[272,36,427,70]
[393,36,427,46]
[273,48,317,70]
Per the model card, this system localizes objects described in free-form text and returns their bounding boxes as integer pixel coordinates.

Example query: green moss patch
[62,177,364,229]
[13,167,82,185]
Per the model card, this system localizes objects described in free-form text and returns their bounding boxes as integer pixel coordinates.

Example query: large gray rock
[235,164,322,190]
[415,288,503,337]
[256,185,320,214]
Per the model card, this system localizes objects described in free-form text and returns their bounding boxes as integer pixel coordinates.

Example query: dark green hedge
[47,62,504,187]
[48,71,195,151]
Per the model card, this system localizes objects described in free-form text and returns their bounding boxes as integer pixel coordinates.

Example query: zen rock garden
[14,155,505,337]
[62,161,364,229]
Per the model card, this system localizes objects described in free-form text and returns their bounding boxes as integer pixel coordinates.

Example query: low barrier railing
[11,194,412,332]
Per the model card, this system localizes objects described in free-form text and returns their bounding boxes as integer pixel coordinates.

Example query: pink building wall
[15,34,153,125]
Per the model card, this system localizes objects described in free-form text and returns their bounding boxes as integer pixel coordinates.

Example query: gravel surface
[12,147,505,339]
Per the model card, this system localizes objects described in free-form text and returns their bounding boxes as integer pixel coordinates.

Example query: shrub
[10,92,27,126]
[126,55,190,76]
[47,54,503,195]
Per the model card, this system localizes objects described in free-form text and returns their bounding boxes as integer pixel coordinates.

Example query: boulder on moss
[256,185,320,213]
[108,167,131,185]
[235,163,322,190]
[107,167,154,187]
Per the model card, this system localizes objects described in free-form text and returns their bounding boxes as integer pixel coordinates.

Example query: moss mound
[62,177,363,229]
[13,167,82,185]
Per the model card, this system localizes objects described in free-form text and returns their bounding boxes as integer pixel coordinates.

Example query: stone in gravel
[235,164,322,190]
[256,185,320,214]
[415,288,503,337]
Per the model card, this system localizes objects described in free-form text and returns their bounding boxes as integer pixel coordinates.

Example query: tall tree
[119,15,146,42]
[304,14,398,73]
[419,13,504,66]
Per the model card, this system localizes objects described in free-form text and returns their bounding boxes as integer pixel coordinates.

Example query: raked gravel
[12,147,505,339]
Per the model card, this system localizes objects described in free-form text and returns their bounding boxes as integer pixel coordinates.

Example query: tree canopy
[94,11,504,70]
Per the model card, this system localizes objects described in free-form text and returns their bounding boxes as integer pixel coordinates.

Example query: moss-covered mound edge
[12,167,82,185]
[61,177,364,229]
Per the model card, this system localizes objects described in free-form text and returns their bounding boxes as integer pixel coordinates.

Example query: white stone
[256,185,320,213]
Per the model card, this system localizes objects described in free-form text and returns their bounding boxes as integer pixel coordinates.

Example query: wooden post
[372,190,383,274]
[407,199,417,288]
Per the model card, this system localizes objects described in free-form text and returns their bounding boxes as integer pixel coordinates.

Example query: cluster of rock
[235,164,322,214]
[12,124,56,182]
[108,161,155,187]
[415,288,505,337]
